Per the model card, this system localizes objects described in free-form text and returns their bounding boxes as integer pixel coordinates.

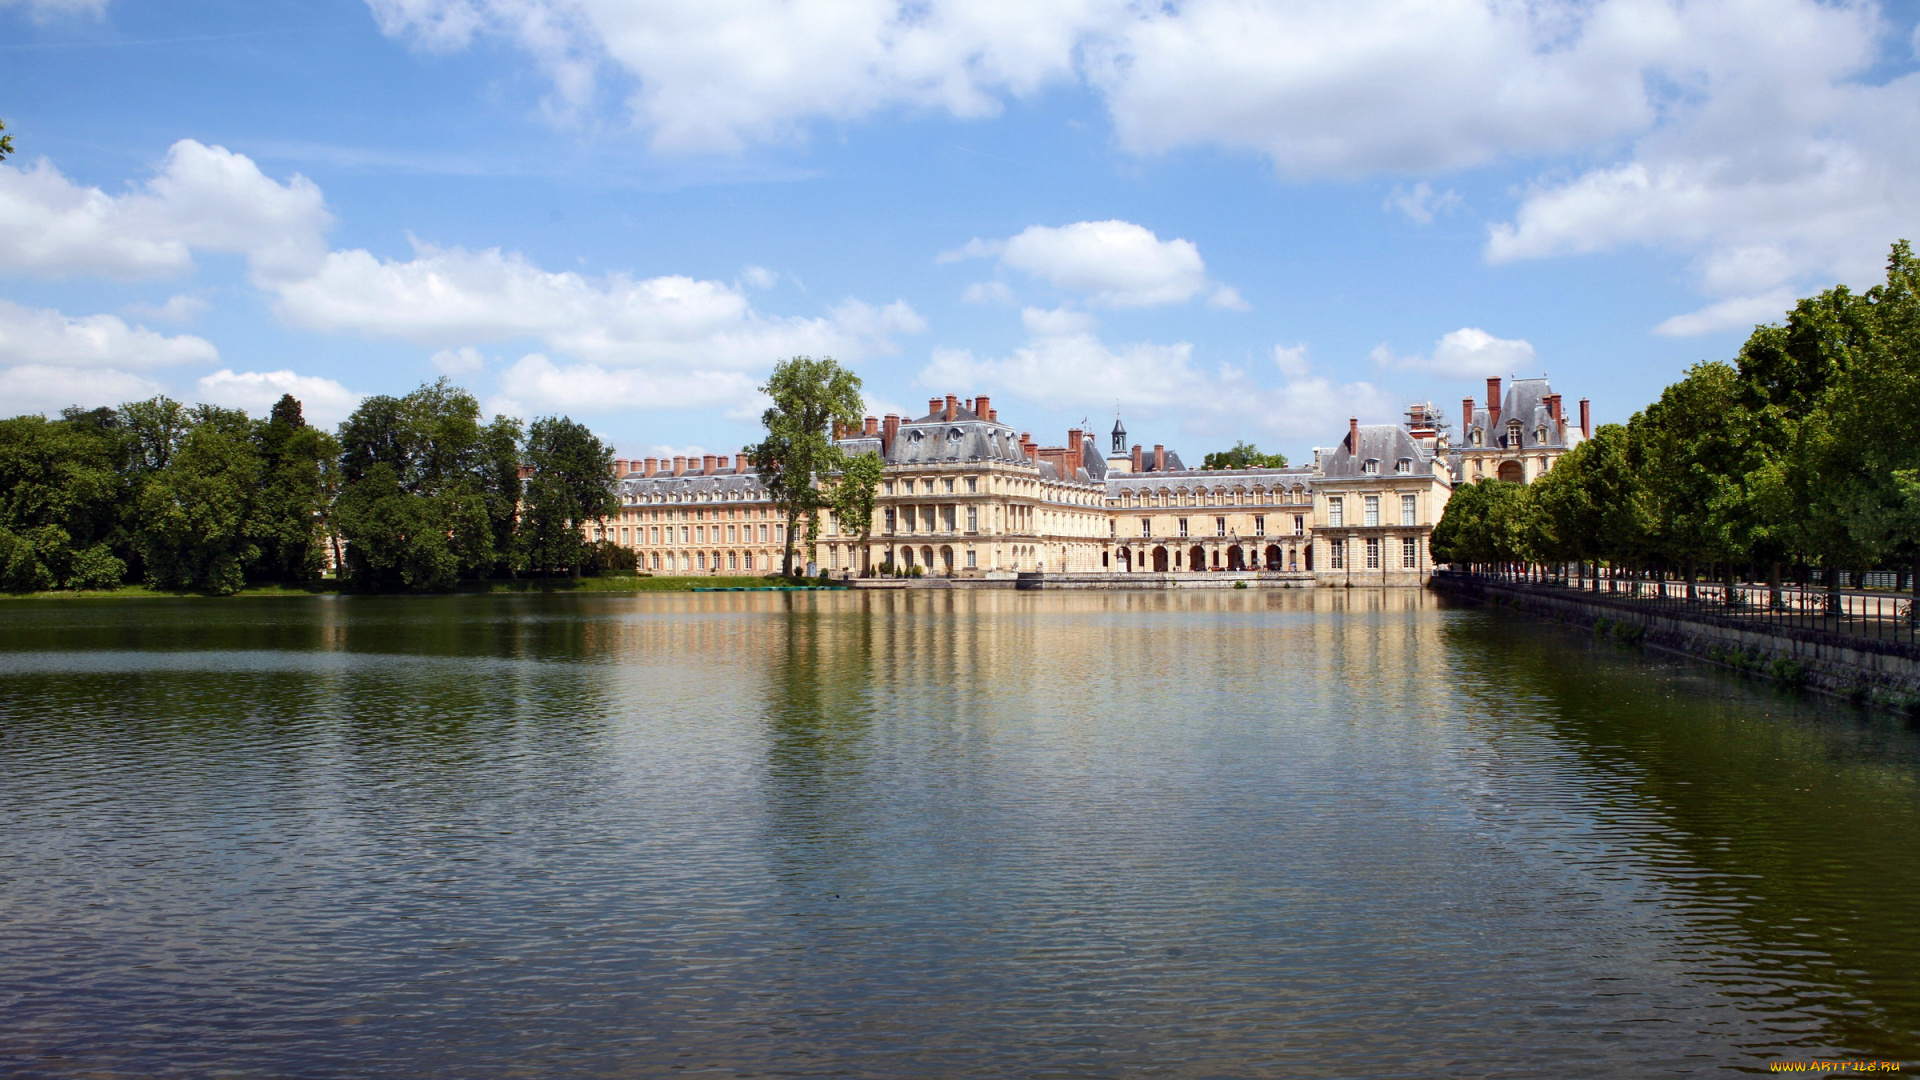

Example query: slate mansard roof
[885,403,1031,468]
[1106,465,1316,500]
[1464,377,1568,451]
[614,468,768,502]
[1319,424,1436,480]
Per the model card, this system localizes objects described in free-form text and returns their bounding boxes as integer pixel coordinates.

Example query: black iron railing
[1436,567,1920,647]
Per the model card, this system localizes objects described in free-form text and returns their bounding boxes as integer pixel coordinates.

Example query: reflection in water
[0,590,1916,1077]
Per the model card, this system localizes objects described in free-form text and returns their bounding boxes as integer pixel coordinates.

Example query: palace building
[590,376,1588,586]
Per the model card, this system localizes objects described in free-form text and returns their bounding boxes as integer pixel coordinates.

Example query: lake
[2,589,1916,1077]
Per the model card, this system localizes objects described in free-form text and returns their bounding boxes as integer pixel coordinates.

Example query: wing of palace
[588,378,1590,585]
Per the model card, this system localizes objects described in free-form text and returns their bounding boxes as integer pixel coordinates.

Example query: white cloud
[1207,285,1250,311]
[1371,327,1536,378]
[492,352,762,416]
[0,140,330,280]
[1020,306,1096,335]
[0,300,217,367]
[430,345,488,374]
[1484,1,1920,319]
[0,0,109,17]
[960,280,1014,305]
[0,365,163,418]
[921,321,1386,441]
[270,240,922,372]
[1384,182,1461,225]
[195,369,365,429]
[1652,288,1799,338]
[951,220,1221,308]
[123,294,209,323]
[739,264,778,289]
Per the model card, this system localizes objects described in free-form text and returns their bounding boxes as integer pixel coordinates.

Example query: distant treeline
[0,379,623,594]
[1433,241,1920,589]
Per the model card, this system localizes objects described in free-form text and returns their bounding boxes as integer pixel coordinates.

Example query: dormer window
[1536,426,1548,444]
[1395,458,1412,474]
[1361,458,1379,475]
[1507,421,1522,447]
[1470,429,1483,446]
[948,428,963,441]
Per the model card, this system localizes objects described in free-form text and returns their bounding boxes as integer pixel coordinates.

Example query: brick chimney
[716,454,731,472]
[613,459,627,476]
[945,394,958,421]
[1153,444,1166,471]
[1579,398,1591,439]
[928,397,943,418]
[1486,377,1502,433]
[672,455,687,476]
[882,413,900,454]
[975,394,990,420]
[1348,416,1360,453]
[643,457,658,477]
[864,415,878,437]
[702,454,717,474]
[1132,444,1143,471]
[1546,393,1562,423]
[988,409,997,421]
[1462,397,1476,440]
[517,463,533,481]
[1068,428,1083,455]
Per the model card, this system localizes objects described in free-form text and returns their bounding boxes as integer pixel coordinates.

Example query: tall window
[967,549,977,568]
[1402,536,1418,568]
[1365,537,1380,568]
[1215,516,1226,537]
[943,506,957,532]
[1294,514,1305,536]
[1364,496,1380,527]
[904,479,915,493]
[1330,539,1345,569]
[1141,517,1152,538]
[1253,515,1265,536]
[1178,517,1189,538]
[966,506,978,532]
[1401,494,1417,526]
[884,508,896,534]
[1328,497,1344,527]
[967,477,977,493]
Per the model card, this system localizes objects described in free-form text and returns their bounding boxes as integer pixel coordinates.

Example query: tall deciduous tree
[332,379,519,590]
[519,416,616,577]
[826,450,884,573]
[0,411,128,591]
[747,356,865,577]
[134,406,262,595]
[0,117,13,162]
[249,394,340,583]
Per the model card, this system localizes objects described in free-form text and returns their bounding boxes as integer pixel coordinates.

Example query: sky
[2,0,1918,464]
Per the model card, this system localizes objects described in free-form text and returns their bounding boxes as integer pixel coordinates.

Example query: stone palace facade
[589,378,1588,586]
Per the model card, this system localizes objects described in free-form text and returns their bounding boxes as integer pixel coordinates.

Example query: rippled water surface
[3,589,1918,1077]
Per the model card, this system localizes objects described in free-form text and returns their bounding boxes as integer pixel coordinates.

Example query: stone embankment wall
[1432,575,1920,713]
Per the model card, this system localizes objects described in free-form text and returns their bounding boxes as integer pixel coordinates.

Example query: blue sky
[3,0,1918,463]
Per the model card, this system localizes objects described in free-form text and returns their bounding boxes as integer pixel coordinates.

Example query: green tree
[1431,478,1529,569]
[825,449,884,573]
[747,356,865,576]
[248,394,340,582]
[0,117,13,162]
[332,379,518,589]
[519,415,616,577]
[1202,441,1288,469]
[0,412,128,591]
[133,406,262,594]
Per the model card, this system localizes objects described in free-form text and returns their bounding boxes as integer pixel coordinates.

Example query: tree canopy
[1432,240,1920,590]
[1202,441,1288,470]
[747,356,865,576]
